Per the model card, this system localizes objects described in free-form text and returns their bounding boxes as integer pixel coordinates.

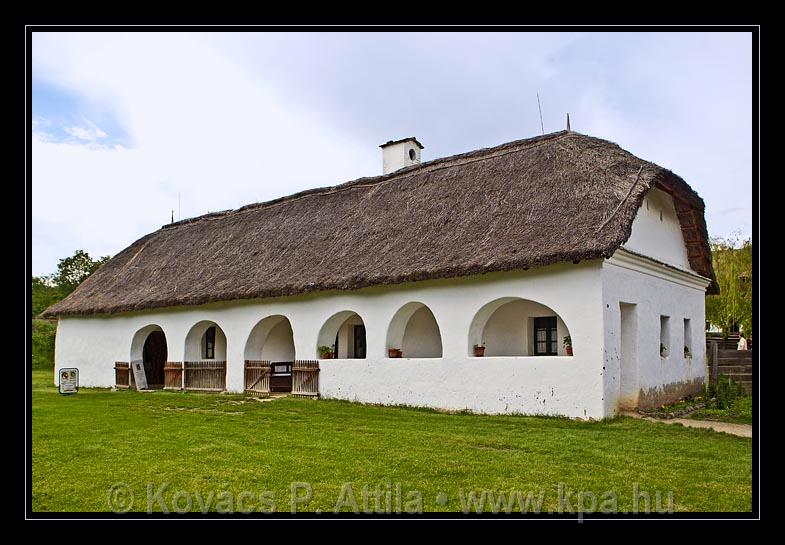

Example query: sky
[31,32,753,277]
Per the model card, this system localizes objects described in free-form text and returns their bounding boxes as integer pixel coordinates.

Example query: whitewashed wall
[600,189,712,413]
[622,188,691,270]
[54,261,607,419]
[601,252,709,413]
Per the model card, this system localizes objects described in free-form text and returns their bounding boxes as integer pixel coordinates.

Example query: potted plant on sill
[563,336,573,356]
[684,346,692,359]
[473,342,486,357]
[318,345,334,359]
[388,348,402,358]
[660,343,669,358]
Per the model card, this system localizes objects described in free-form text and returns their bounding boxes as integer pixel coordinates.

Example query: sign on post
[131,361,148,390]
[58,368,79,395]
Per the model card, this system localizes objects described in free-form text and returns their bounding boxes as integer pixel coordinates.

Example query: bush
[32,319,57,371]
[730,396,753,421]
[706,375,746,410]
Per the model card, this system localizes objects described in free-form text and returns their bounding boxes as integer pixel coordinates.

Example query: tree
[31,275,62,318]
[52,250,110,295]
[32,250,110,317]
[705,233,753,337]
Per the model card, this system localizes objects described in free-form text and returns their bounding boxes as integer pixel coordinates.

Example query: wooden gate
[114,362,130,389]
[183,361,227,392]
[164,362,183,390]
[292,360,319,398]
[245,360,271,397]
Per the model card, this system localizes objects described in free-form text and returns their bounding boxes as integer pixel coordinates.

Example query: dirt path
[621,412,752,438]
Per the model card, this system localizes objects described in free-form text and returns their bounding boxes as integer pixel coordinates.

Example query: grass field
[31,369,752,513]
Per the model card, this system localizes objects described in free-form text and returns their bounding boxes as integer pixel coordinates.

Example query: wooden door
[143,331,167,387]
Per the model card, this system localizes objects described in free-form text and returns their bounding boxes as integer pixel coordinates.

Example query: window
[533,317,558,356]
[660,316,670,358]
[204,326,216,359]
[683,318,692,358]
[354,325,367,359]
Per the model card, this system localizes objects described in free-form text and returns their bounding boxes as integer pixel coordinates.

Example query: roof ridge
[162,130,584,231]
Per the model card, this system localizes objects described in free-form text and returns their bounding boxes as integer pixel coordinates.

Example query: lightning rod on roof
[537,93,545,135]
[566,113,571,132]
[171,210,174,224]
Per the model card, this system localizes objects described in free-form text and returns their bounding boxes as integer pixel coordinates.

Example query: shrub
[32,319,57,371]
[730,396,753,421]
[706,375,746,410]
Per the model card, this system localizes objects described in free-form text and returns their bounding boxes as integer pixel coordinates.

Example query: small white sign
[131,361,148,390]
[58,368,79,395]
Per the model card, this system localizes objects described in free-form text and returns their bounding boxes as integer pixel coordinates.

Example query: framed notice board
[58,368,79,395]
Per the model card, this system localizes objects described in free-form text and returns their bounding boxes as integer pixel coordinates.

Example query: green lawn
[32,369,752,513]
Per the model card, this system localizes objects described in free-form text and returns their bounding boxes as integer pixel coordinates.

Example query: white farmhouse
[42,130,718,419]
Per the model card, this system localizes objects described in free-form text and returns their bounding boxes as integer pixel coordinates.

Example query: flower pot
[388,348,402,358]
[321,353,333,360]
[473,346,485,357]
[565,345,573,356]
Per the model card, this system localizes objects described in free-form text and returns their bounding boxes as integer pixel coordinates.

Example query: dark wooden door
[270,362,293,393]
[143,331,167,387]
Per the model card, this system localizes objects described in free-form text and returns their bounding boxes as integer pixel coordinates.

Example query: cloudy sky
[31,32,753,276]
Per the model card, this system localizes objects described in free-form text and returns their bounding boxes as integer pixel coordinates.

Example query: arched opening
[316,311,366,359]
[468,297,572,357]
[184,320,227,361]
[244,315,295,361]
[183,320,228,392]
[244,315,296,393]
[130,325,168,388]
[386,302,443,358]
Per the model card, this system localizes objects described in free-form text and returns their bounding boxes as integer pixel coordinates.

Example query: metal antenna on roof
[171,210,174,224]
[537,93,545,135]
[566,113,571,132]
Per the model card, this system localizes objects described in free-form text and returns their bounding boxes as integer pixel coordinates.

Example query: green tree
[31,250,110,318]
[705,233,753,337]
[31,275,63,318]
[53,249,110,295]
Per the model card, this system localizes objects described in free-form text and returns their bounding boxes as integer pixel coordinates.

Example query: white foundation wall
[53,261,608,419]
[601,252,709,415]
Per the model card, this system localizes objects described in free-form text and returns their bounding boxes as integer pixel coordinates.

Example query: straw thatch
[42,130,717,318]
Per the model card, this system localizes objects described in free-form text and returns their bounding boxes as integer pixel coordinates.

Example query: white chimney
[380,137,424,175]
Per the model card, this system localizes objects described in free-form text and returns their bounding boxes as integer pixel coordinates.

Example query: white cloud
[63,119,107,142]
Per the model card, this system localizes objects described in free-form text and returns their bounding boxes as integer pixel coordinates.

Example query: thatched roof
[42,130,718,318]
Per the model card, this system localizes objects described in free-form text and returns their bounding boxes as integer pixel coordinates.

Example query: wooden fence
[164,362,183,390]
[114,362,130,389]
[707,341,753,394]
[244,360,271,397]
[292,360,320,398]
[183,361,227,392]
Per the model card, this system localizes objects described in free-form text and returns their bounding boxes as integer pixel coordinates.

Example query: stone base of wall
[637,377,705,410]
